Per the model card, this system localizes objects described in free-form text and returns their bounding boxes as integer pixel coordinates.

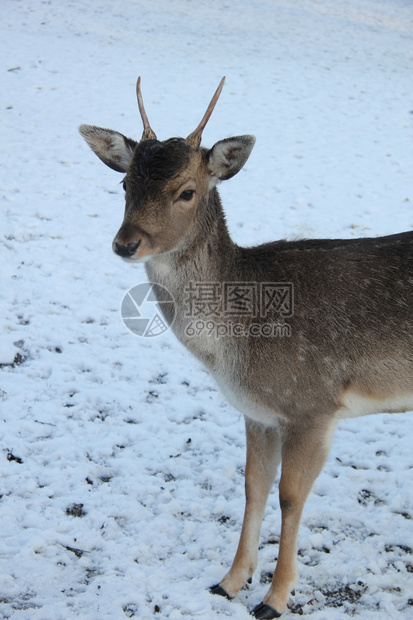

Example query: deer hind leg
[252,418,336,620]
[211,417,281,599]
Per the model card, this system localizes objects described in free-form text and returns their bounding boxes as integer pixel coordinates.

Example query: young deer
[79,78,413,619]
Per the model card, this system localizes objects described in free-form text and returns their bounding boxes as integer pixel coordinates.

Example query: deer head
[79,78,255,262]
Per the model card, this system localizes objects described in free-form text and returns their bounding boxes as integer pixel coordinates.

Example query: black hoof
[251,601,282,619]
[209,583,233,600]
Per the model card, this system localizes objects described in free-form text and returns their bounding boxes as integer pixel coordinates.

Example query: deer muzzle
[113,239,141,259]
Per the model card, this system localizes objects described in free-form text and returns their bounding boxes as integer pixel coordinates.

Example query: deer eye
[179,189,195,202]
[122,180,127,191]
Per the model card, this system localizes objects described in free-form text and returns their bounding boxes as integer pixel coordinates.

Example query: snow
[1,0,412,618]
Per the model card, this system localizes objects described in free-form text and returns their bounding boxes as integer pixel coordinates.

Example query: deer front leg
[252,419,336,619]
[211,418,281,598]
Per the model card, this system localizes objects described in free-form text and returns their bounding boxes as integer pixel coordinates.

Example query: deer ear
[208,135,255,185]
[79,125,137,173]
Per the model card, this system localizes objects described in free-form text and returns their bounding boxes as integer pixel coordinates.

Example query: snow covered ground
[1,0,413,618]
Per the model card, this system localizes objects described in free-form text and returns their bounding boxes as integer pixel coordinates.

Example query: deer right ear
[79,125,137,173]
[207,135,256,186]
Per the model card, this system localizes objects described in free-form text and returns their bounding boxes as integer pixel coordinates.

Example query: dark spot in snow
[218,515,230,524]
[66,503,86,517]
[260,571,273,584]
[321,581,367,608]
[64,545,86,558]
[146,390,159,403]
[84,567,102,584]
[385,544,412,554]
[357,489,385,506]
[261,538,279,547]
[150,373,167,384]
[123,602,139,617]
[7,451,23,464]
[0,353,27,370]
[287,600,304,615]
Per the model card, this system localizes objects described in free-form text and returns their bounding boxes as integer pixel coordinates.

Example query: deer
[79,77,413,619]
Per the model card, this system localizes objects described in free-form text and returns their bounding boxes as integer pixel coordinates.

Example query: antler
[136,77,157,141]
[186,77,226,149]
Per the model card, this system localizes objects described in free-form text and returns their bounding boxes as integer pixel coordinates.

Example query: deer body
[148,217,413,423]
[80,79,413,619]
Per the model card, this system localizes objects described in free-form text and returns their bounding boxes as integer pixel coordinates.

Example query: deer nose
[114,240,141,258]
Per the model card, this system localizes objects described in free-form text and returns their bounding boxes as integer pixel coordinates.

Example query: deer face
[114,138,208,262]
[79,78,255,262]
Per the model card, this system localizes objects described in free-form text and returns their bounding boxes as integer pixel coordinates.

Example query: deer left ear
[207,135,255,185]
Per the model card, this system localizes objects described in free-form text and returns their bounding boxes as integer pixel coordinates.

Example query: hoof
[209,583,233,600]
[251,601,282,619]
